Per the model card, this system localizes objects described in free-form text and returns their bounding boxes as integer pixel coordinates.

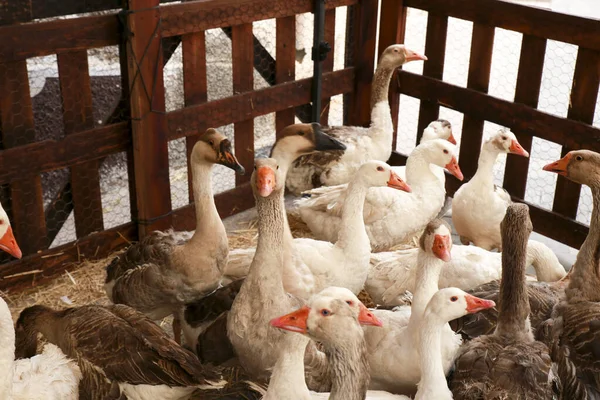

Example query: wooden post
[457,23,495,181]
[503,35,546,198]
[275,16,296,137]
[57,51,104,238]
[416,13,448,144]
[232,23,254,186]
[378,0,407,149]
[347,0,379,127]
[125,0,172,236]
[182,31,208,201]
[552,48,600,219]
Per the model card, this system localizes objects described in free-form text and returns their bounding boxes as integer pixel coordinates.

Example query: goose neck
[264,334,312,400]
[405,150,437,187]
[495,222,531,338]
[471,146,500,186]
[370,64,395,108]
[409,252,444,323]
[336,180,370,250]
[567,184,600,302]
[416,311,451,399]
[0,299,14,397]
[189,161,222,241]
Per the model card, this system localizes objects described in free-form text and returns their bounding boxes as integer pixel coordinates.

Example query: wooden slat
[502,35,546,198]
[232,24,254,186]
[397,71,600,154]
[0,13,120,63]
[458,23,495,180]
[552,48,600,219]
[182,31,208,202]
[388,150,589,249]
[347,0,379,127]
[126,0,172,235]
[403,0,600,52]
[320,9,336,125]
[167,68,355,140]
[275,15,296,137]
[0,61,47,255]
[160,0,358,38]
[416,13,448,143]
[0,182,254,292]
[378,0,407,149]
[29,0,181,20]
[57,51,104,238]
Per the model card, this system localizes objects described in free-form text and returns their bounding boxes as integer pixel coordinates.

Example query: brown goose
[541,150,600,399]
[450,204,554,399]
[104,128,245,343]
[14,303,265,400]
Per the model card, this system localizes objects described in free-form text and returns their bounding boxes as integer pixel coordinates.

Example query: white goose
[267,286,495,400]
[366,239,566,307]
[286,44,427,195]
[298,139,463,251]
[452,129,529,250]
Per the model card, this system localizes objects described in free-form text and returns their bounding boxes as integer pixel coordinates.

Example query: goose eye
[0,220,4,225]
[450,296,458,302]
[376,166,384,172]
[208,140,214,146]
[346,300,354,306]
[298,131,305,136]
[576,155,583,161]
[443,149,449,154]
[277,165,280,170]
[501,136,507,140]
[321,309,331,317]
[254,166,257,170]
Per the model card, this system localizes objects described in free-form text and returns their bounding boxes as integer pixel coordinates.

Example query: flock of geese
[0,43,598,400]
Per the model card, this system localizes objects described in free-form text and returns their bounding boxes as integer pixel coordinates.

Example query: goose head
[270,122,346,160]
[252,158,286,198]
[355,161,411,192]
[0,203,21,259]
[419,219,453,262]
[191,128,245,174]
[419,139,464,181]
[379,44,427,69]
[543,150,600,185]
[422,119,456,145]
[485,129,529,157]
[426,287,496,321]
[309,286,383,327]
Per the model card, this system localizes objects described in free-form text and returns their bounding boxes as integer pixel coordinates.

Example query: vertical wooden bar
[378,0,407,150]
[276,16,296,137]
[232,24,254,186]
[457,23,495,181]
[319,9,336,125]
[416,13,448,144]
[57,51,104,238]
[552,48,600,219]
[126,0,172,236]
[503,35,546,198]
[347,0,379,127]
[182,31,208,202]
[0,61,47,254]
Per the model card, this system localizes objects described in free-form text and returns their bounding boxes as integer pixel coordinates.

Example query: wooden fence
[0,0,373,292]
[382,0,600,251]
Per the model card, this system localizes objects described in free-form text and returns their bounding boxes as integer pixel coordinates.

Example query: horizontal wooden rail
[0,183,254,292]
[160,0,358,37]
[397,71,600,153]
[0,122,130,184]
[388,151,589,249]
[167,67,356,140]
[0,13,121,62]
[404,0,600,52]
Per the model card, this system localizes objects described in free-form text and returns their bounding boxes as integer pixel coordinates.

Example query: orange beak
[387,170,412,192]
[543,154,571,177]
[465,294,496,313]
[269,306,310,334]
[447,132,457,145]
[358,303,383,327]
[0,226,22,259]
[444,156,464,181]
[256,166,276,197]
[509,139,529,158]
[432,234,451,262]
[404,48,428,62]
